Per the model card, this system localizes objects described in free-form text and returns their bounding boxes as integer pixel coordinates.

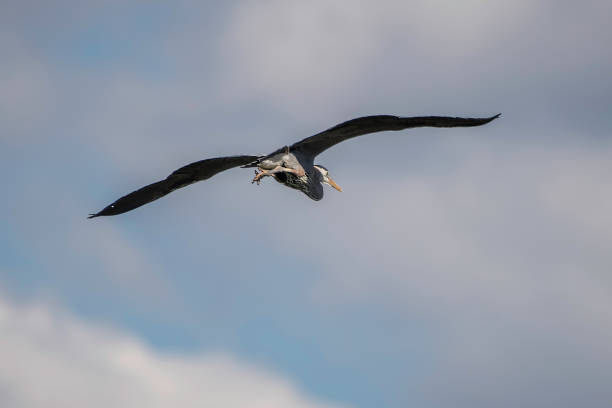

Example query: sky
[1,0,611,407]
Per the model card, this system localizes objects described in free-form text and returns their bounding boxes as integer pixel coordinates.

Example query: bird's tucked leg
[251,166,305,185]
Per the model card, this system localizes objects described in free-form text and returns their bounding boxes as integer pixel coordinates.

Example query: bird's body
[88,113,500,218]
[248,148,325,200]
[272,164,324,200]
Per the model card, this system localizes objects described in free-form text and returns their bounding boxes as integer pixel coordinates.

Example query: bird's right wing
[291,114,501,158]
[88,155,259,218]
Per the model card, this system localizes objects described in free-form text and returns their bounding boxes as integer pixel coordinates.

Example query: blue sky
[2,1,612,407]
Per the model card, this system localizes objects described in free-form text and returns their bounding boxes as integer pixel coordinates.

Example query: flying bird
[88,113,500,218]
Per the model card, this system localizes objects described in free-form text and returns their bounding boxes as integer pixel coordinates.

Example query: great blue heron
[88,114,500,218]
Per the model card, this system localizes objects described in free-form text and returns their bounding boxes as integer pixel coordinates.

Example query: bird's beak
[327,176,343,192]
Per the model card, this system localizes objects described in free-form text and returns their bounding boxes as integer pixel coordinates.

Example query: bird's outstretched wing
[88,155,259,218]
[290,114,501,158]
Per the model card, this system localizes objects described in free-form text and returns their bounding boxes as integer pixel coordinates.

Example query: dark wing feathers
[88,155,258,218]
[291,114,501,157]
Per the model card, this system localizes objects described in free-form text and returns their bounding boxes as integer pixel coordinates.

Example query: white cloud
[266,139,612,405]
[221,1,378,106]
[219,0,530,114]
[285,140,612,309]
[0,33,56,140]
[0,294,346,408]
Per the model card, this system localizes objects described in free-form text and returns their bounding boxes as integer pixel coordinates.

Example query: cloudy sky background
[1,1,611,407]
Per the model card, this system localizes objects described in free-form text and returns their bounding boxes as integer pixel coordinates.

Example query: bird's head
[314,165,342,192]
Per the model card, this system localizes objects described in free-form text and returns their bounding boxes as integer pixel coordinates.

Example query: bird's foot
[252,169,266,185]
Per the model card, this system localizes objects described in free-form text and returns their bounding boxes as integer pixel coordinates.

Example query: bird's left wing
[88,155,259,218]
[290,114,501,158]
